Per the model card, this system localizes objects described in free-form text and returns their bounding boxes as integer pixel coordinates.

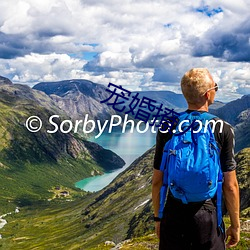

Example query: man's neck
[187,103,209,112]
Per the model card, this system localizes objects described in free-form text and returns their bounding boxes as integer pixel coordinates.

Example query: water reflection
[75,129,156,192]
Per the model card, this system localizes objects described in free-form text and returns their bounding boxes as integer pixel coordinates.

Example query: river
[75,128,156,192]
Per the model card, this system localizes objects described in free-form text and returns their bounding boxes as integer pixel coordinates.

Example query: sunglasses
[203,83,218,95]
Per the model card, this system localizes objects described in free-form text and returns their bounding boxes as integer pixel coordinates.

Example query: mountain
[0,79,125,212]
[32,80,190,134]
[0,77,248,249]
[212,94,250,126]
[0,76,12,85]
[233,108,250,152]
[0,147,155,249]
[33,78,249,152]
[235,148,250,214]
[134,90,187,110]
[33,80,228,127]
[78,147,250,248]
[1,146,249,249]
[79,147,155,248]
[138,91,225,112]
[211,94,250,152]
[33,79,118,123]
[209,100,225,111]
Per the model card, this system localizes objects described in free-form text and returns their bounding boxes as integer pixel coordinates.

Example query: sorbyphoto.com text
[25,114,224,138]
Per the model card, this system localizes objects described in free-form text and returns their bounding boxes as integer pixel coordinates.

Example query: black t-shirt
[153,110,237,172]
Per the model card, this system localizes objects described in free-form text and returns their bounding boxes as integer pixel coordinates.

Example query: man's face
[207,82,217,105]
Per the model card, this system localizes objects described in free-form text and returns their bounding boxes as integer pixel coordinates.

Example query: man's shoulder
[211,116,234,135]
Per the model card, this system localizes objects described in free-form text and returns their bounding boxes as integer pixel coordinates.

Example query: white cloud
[0,53,87,85]
[0,0,249,101]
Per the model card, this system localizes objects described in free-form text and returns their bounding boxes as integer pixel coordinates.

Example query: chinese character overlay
[100,82,180,130]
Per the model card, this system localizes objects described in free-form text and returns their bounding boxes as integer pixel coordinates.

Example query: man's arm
[152,169,163,238]
[223,170,240,248]
[152,127,171,238]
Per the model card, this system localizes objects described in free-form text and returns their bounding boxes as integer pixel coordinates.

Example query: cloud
[0,0,249,101]
[192,18,250,62]
[0,53,87,86]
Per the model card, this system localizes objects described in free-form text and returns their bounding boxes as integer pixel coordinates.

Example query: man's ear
[204,92,209,100]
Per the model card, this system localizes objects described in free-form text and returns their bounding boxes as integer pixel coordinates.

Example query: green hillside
[1,147,249,249]
[0,147,155,249]
[0,83,124,213]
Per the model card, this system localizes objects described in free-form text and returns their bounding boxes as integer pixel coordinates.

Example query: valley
[0,76,249,249]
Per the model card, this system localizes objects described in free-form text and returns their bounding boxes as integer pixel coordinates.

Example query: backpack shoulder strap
[201,112,217,120]
[201,112,223,230]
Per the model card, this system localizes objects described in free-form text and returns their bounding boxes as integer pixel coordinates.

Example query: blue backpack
[158,111,223,228]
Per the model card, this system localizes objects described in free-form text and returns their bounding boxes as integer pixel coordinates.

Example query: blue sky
[0,0,249,102]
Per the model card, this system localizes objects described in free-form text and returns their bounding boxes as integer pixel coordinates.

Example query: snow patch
[0,208,20,238]
[0,219,7,229]
[138,185,145,190]
[134,199,150,210]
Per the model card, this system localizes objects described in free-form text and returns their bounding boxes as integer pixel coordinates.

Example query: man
[152,68,240,249]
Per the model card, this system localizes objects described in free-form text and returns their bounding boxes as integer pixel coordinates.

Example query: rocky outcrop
[212,94,250,126]
[83,140,125,171]
[0,76,12,85]
[210,95,250,152]
[235,148,250,214]
[234,109,250,152]
[33,79,117,123]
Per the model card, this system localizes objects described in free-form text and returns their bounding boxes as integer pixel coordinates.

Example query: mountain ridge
[212,94,250,125]
[0,76,12,85]
[33,79,117,123]
[211,94,250,152]
[0,80,125,212]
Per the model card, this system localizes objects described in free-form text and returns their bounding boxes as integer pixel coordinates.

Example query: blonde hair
[181,68,214,104]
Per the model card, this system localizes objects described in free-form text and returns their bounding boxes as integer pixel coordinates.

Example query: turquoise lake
[75,128,156,192]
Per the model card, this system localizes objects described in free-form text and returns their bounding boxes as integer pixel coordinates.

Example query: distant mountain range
[33,78,249,152]
[211,94,250,152]
[133,90,187,110]
[212,94,250,126]
[32,79,225,128]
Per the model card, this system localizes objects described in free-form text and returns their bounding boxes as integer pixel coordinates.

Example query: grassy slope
[0,199,89,250]
[0,89,106,213]
[89,219,250,250]
[1,202,249,250]
[0,148,155,249]
[1,147,249,249]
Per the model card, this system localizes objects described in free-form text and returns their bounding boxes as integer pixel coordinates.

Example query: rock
[33,79,117,124]
[105,240,116,247]
[0,76,12,85]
